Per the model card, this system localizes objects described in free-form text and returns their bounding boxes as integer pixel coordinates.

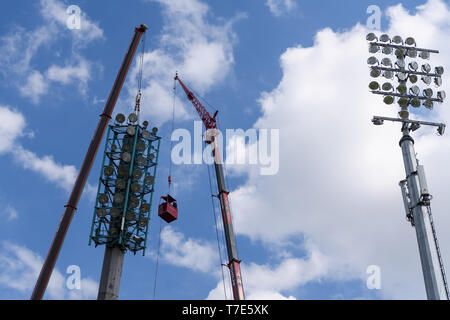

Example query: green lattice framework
[89,120,161,255]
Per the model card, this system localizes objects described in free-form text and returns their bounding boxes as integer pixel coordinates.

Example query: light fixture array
[367,33,445,118]
[89,113,161,255]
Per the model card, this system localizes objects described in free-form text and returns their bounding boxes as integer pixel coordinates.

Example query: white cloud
[227,0,450,299]
[0,105,26,154]
[159,226,218,273]
[207,241,328,299]
[12,145,78,192]
[4,205,18,221]
[266,0,297,17]
[0,241,98,299]
[0,0,103,104]
[19,71,49,104]
[123,0,243,126]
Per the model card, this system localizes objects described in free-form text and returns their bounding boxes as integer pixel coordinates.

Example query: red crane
[31,25,148,300]
[174,74,245,300]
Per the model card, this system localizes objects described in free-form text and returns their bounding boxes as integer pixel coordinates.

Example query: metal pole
[212,137,245,300]
[97,246,125,300]
[399,130,448,299]
[31,25,147,300]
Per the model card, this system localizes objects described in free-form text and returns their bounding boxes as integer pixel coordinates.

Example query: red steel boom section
[175,74,245,300]
[30,25,148,300]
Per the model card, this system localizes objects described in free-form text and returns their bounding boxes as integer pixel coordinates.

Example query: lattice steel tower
[89,112,161,300]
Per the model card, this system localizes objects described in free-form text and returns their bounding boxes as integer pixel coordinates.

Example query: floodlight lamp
[129,197,140,208]
[435,77,443,87]
[366,33,377,41]
[131,182,141,193]
[118,166,129,177]
[392,35,403,44]
[126,125,136,136]
[110,208,121,218]
[423,88,433,98]
[395,59,406,68]
[395,48,405,58]
[136,155,147,166]
[379,34,390,42]
[405,37,416,46]
[422,76,432,85]
[399,109,409,119]
[410,98,421,108]
[140,202,150,213]
[133,168,143,179]
[383,70,394,79]
[438,91,446,101]
[384,95,394,105]
[104,166,114,177]
[121,152,132,163]
[397,84,407,94]
[408,61,418,71]
[369,81,380,90]
[423,100,434,109]
[152,127,158,133]
[435,66,444,75]
[382,46,393,55]
[397,72,408,81]
[410,122,421,131]
[372,118,384,125]
[407,48,417,58]
[128,113,138,123]
[126,211,136,221]
[369,44,380,53]
[382,82,393,91]
[116,179,126,190]
[148,153,155,160]
[398,97,409,107]
[97,208,107,218]
[136,140,146,152]
[438,124,446,136]
[144,175,154,185]
[419,51,430,59]
[113,193,124,204]
[142,130,151,140]
[409,74,418,84]
[381,58,392,66]
[422,63,431,73]
[115,113,126,124]
[138,217,148,227]
[142,120,149,128]
[409,85,420,96]
[99,193,109,205]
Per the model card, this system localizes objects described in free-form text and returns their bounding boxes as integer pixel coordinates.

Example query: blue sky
[1,0,450,300]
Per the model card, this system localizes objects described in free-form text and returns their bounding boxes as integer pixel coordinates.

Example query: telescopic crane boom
[31,25,148,300]
[175,74,245,300]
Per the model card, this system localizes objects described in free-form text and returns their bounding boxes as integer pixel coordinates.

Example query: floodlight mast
[367,33,449,300]
[30,25,148,300]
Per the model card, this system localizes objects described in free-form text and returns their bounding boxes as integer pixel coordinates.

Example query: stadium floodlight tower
[367,32,449,300]
[89,112,161,300]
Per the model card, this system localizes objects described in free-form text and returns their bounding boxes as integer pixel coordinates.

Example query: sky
[1,0,450,300]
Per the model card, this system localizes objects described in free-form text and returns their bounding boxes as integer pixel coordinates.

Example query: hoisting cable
[207,159,228,300]
[135,32,146,123]
[153,74,178,299]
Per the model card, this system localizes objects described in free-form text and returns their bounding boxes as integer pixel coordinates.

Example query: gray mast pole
[97,246,125,300]
[399,129,448,299]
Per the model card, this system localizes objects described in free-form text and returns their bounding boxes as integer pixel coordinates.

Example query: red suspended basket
[158,194,178,223]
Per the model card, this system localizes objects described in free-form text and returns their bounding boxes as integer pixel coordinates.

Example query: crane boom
[175,74,245,300]
[31,25,148,300]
